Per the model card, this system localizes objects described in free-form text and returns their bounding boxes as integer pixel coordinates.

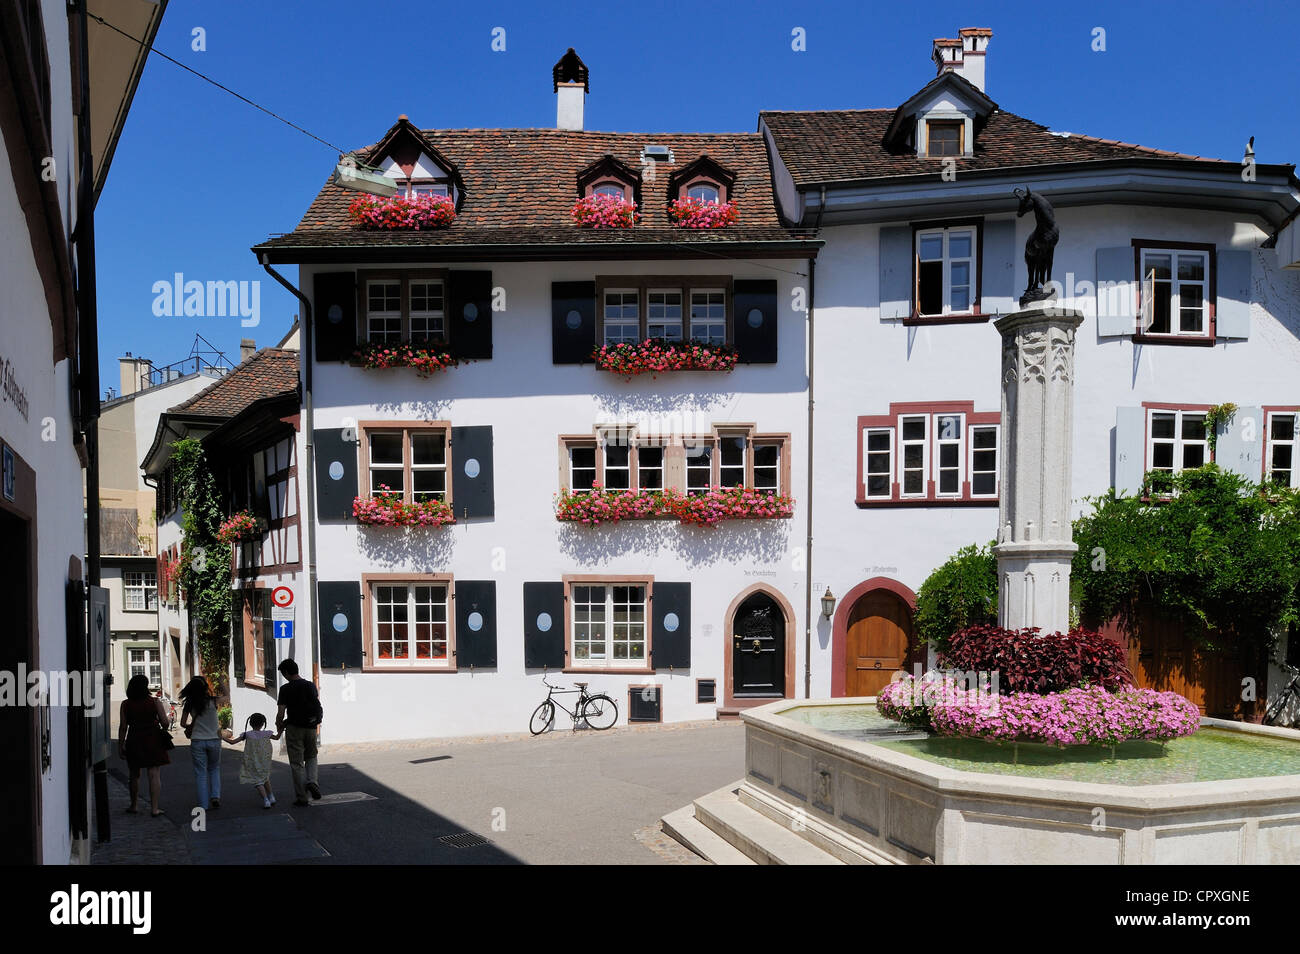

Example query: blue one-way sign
[275,620,294,640]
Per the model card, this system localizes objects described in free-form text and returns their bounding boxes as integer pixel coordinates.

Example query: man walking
[276,659,323,806]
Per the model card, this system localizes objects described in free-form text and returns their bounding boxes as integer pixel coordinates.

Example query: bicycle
[157,689,179,730]
[529,675,618,735]
[1263,663,1300,727]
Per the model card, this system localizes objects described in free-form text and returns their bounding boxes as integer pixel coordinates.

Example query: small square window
[926,120,962,157]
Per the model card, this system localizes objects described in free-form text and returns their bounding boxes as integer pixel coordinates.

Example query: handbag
[159,726,175,750]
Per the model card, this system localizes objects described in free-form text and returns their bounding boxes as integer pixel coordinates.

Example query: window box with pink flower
[592,339,738,377]
[348,193,456,230]
[354,341,459,378]
[570,193,639,229]
[353,487,456,528]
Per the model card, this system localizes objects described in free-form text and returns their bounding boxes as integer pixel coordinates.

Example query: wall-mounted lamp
[821,587,837,620]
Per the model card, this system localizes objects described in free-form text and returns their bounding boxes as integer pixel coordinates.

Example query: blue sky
[94,0,1300,391]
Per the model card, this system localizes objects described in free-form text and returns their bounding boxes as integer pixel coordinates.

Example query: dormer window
[686,182,721,203]
[411,182,450,199]
[669,155,736,206]
[577,155,641,206]
[592,181,630,200]
[925,120,963,157]
[364,115,464,209]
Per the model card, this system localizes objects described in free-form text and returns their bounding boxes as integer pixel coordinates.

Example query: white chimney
[932,27,991,92]
[553,48,588,131]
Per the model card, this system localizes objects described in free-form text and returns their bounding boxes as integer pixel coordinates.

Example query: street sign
[272,586,294,608]
[274,619,295,640]
[272,604,294,640]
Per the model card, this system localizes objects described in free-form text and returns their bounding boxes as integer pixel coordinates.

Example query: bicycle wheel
[580,694,618,730]
[1264,696,1288,727]
[529,700,555,735]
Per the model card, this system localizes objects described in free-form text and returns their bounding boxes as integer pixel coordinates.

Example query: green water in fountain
[780,705,1300,785]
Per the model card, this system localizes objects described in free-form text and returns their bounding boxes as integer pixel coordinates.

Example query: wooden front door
[732,592,785,697]
[845,590,912,697]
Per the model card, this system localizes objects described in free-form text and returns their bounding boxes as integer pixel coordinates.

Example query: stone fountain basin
[740,697,1300,865]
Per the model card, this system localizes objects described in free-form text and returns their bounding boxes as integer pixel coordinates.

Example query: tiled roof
[257,128,800,251]
[169,348,299,418]
[759,108,1237,187]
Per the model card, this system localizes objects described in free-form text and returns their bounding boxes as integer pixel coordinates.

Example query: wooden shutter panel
[259,589,276,687]
[447,270,493,359]
[732,279,778,363]
[552,281,597,364]
[231,591,245,680]
[1114,407,1146,497]
[1096,247,1137,337]
[1215,406,1263,479]
[314,428,358,522]
[1215,249,1252,339]
[981,218,1016,315]
[523,582,566,668]
[652,582,691,669]
[878,225,913,320]
[450,425,494,520]
[318,581,362,669]
[313,272,357,361]
[455,580,497,668]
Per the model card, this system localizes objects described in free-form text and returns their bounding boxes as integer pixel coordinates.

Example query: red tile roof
[257,128,800,251]
[169,348,299,418]
[759,108,1238,187]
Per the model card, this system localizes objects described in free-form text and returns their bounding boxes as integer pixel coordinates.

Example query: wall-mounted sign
[0,353,30,422]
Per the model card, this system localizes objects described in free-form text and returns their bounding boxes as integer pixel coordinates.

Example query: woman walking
[179,676,223,809]
[118,675,170,817]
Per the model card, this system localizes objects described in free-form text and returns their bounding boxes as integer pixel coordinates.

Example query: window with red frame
[858,403,999,504]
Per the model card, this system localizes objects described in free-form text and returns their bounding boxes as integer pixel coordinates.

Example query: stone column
[993,307,1084,634]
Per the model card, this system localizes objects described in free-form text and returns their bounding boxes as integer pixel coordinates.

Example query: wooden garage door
[845,590,912,698]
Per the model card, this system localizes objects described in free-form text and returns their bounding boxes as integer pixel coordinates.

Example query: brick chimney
[553,48,588,131]
[240,338,256,363]
[932,27,991,92]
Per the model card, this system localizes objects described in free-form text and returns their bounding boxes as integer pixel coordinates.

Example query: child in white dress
[223,712,281,808]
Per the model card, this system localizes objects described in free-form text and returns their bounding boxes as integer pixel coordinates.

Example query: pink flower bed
[668,197,738,229]
[354,341,459,378]
[353,486,455,528]
[348,193,456,230]
[555,485,794,527]
[877,673,1200,746]
[216,511,260,544]
[592,340,737,376]
[570,193,639,228]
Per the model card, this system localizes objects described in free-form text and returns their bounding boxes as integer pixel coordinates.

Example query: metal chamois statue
[1014,187,1059,307]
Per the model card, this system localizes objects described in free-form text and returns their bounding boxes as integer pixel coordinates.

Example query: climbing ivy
[914,543,999,652]
[1072,464,1300,654]
[170,438,231,689]
[1204,402,1238,455]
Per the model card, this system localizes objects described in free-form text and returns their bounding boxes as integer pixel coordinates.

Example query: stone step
[691,785,844,866]
[661,805,755,865]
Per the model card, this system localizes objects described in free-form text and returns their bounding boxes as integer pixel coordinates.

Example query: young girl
[223,713,281,808]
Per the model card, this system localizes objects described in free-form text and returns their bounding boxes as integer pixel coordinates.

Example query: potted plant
[354,340,459,378]
[570,193,639,228]
[592,339,738,376]
[348,193,456,230]
[668,197,738,229]
[216,510,262,544]
[353,485,456,528]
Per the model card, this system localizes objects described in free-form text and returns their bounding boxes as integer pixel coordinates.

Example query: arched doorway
[831,578,918,698]
[723,585,795,707]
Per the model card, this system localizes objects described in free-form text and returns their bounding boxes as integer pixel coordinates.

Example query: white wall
[303,258,811,742]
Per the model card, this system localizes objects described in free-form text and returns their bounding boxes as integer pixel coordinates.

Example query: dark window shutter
[552,281,597,364]
[628,686,662,723]
[732,279,778,364]
[523,582,566,668]
[313,272,357,362]
[448,270,493,359]
[450,425,494,520]
[318,581,362,669]
[652,582,691,670]
[314,428,358,522]
[879,225,913,319]
[455,580,497,668]
[231,591,245,680]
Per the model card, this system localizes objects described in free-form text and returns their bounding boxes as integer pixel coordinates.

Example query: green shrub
[914,543,998,652]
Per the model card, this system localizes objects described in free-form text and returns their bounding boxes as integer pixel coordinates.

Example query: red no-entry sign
[272,586,294,608]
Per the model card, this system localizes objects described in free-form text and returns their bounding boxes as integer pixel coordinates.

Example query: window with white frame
[128,647,162,688]
[859,406,1000,503]
[603,290,640,345]
[365,427,448,502]
[686,440,714,495]
[572,583,647,668]
[916,227,976,316]
[408,280,445,341]
[1267,412,1298,488]
[687,182,720,203]
[366,280,402,343]
[410,182,449,198]
[690,289,727,345]
[647,290,684,341]
[1148,410,1208,476]
[123,571,158,611]
[753,441,780,493]
[373,582,450,666]
[592,182,626,198]
[569,444,597,493]
[1138,247,1210,336]
[718,434,746,487]
[564,430,786,497]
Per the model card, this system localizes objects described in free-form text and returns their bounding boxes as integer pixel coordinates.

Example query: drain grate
[438,831,492,849]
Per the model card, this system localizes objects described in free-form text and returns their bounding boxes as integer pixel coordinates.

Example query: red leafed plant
[348,193,456,230]
[938,624,1135,695]
[592,339,737,376]
[353,486,455,528]
[216,510,260,544]
[354,341,459,378]
[570,193,639,229]
[668,197,738,229]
